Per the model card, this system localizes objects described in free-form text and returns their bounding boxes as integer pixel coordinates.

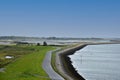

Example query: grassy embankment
[51,43,86,80]
[0,45,54,80]
[51,44,77,79]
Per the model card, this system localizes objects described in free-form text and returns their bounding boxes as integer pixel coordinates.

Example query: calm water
[69,44,120,80]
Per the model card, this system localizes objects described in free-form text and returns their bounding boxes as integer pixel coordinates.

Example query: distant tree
[43,41,47,46]
[37,43,40,46]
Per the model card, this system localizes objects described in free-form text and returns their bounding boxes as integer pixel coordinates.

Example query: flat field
[0,45,54,80]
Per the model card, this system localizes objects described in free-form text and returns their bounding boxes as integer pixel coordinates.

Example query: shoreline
[56,43,87,80]
[55,42,120,80]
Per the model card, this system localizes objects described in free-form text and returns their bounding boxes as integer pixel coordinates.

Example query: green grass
[51,44,78,80]
[0,45,37,67]
[0,45,54,80]
[51,44,73,72]
[51,45,67,79]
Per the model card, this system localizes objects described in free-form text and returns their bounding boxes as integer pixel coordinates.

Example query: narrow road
[42,49,64,80]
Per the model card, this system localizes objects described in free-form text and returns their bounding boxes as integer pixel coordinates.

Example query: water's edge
[69,44,120,80]
[59,44,87,80]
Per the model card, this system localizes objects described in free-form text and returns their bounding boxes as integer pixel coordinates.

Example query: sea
[69,44,120,80]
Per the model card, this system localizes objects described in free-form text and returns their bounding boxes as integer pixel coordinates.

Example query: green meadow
[0,45,54,80]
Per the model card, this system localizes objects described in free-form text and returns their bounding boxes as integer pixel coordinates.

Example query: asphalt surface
[42,50,64,80]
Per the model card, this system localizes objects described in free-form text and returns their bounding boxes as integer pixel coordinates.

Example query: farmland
[0,45,54,80]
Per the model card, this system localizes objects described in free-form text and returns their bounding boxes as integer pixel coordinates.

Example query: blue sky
[0,0,120,38]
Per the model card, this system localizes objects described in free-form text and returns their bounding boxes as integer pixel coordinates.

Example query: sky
[0,0,120,38]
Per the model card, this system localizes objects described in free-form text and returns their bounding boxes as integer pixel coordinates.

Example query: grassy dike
[59,45,86,80]
[52,42,117,80]
[51,47,64,78]
[0,45,54,80]
[51,44,87,80]
[51,45,70,79]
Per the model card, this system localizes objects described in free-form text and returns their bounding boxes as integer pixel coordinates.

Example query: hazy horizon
[0,0,120,38]
[0,35,120,39]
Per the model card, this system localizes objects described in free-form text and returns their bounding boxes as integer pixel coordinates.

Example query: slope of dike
[56,43,87,80]
[55,42,120,80]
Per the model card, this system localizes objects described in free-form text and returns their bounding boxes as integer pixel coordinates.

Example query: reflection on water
[69,44,120,80]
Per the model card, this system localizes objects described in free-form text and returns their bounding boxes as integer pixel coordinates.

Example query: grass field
[0,45,36,68]
[0,45,54,80]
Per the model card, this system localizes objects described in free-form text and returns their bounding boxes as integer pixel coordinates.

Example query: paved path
[42,49,64,80]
